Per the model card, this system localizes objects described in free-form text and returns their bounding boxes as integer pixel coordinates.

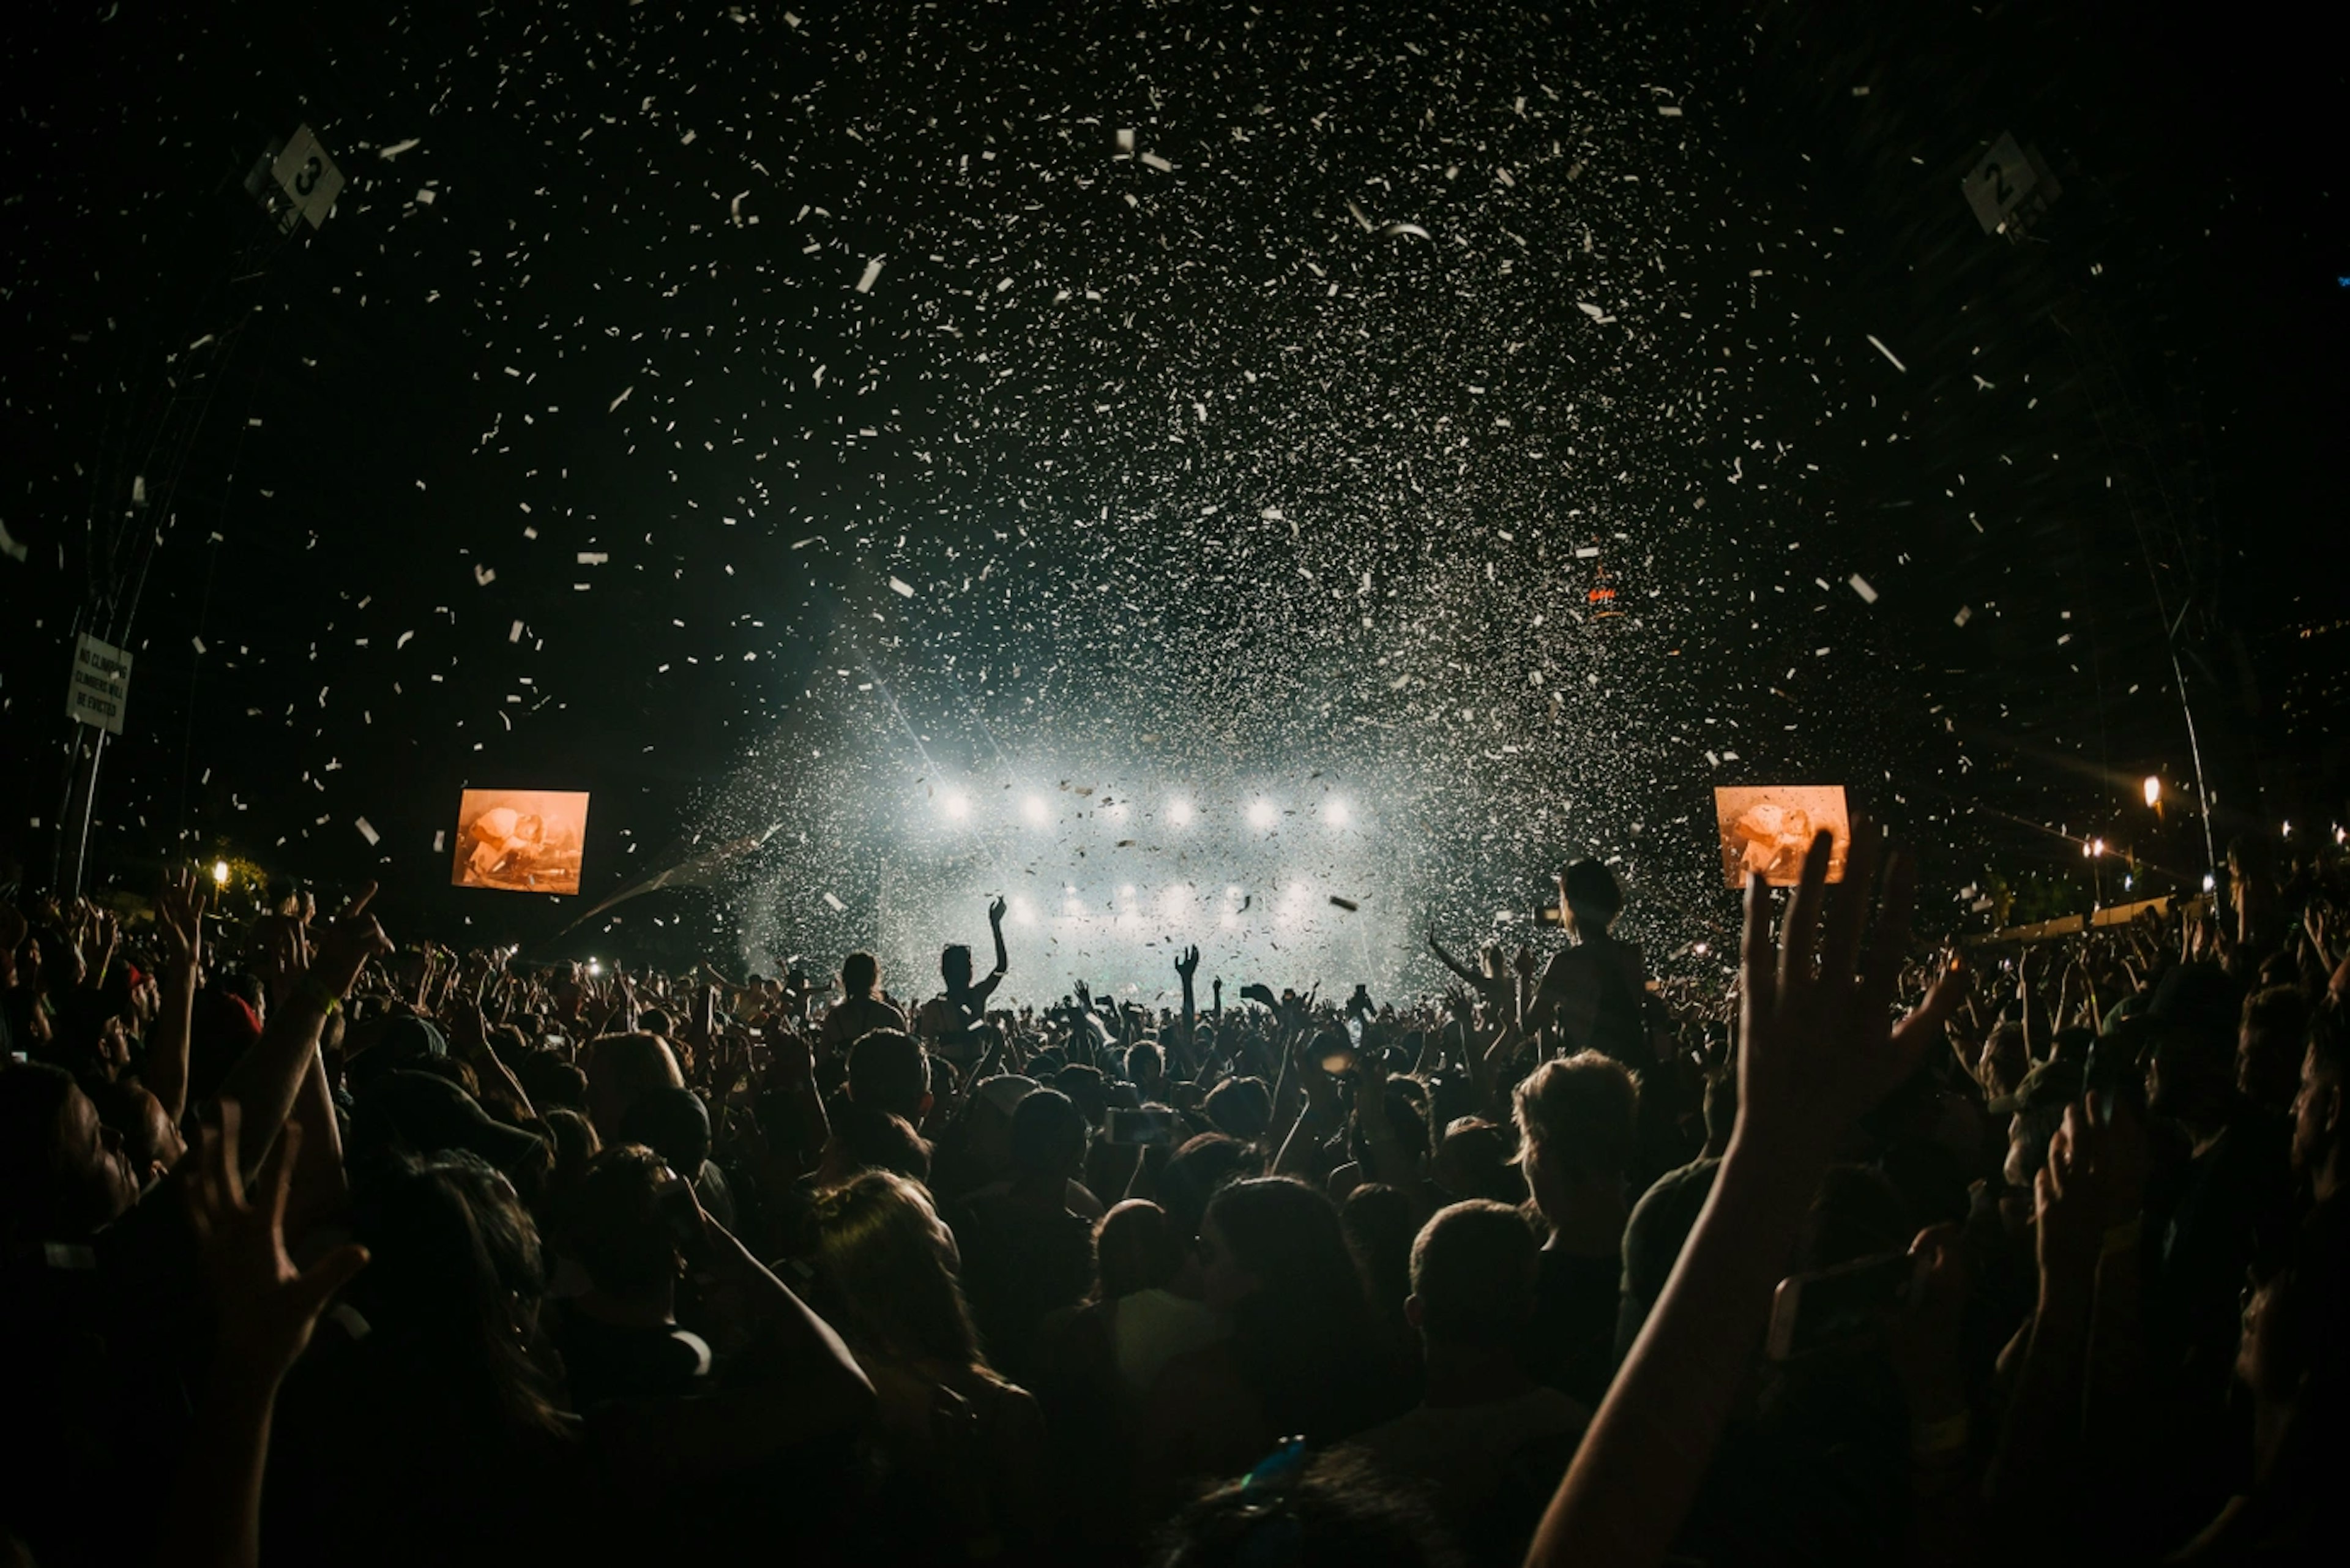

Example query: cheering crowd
[3,829,2346,1567]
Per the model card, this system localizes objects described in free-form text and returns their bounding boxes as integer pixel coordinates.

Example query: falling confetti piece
[1849,573,1878,603]
[608,386,633,413]
[888,577,916,598]
[355,818,379,846]
[822,892,846,911]
[1865,334,1908,372]
[854,256,885,293]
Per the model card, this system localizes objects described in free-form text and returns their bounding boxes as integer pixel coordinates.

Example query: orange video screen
[450,789,590,896]
[1714,785,1851,888]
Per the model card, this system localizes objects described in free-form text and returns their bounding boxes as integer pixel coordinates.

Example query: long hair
[809,1171,988,1372]
[346,1151,569,1441]
[1207,1176,1386,1443]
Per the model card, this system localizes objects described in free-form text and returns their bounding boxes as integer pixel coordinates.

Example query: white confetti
[1864,334,1908,372]
[1954,605,1974,627]
[377,137,421,160]
[608,386,633,413]
[854,256,885,293]
[822,892,846,911]
[888,577,916,598]
[1849,573,1878,603]
[355,818,379,846]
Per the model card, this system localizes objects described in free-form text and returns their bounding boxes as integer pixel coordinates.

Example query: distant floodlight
[1119,884,1137,901]
[1247,799,1279,829]
[2091,838,2106,857]
[1168,799,1193,827]
[1325,799,1352,827]
[2143,775,2162,808]
[1023,794,1049,825]
[2202,873,2216,892]
[942,790,970,821]
[212,859,230,886]
[1009,895,1035,927]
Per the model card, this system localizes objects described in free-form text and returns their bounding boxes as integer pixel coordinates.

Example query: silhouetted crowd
[4,830,2346,1567]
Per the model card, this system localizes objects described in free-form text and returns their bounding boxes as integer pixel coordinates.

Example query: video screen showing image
[1714,785,1851,888]
[451,789,590,896]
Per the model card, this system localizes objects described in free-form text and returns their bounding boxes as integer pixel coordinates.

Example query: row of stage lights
[987,878,1332,930]
[932,790,1359,832]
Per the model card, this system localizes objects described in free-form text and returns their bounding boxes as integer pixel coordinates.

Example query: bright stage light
[942,789,971,821]
[1009,895,1036,926]
[1168,799,1193,827]
[1119,883,1137,901]
[212,859,230,887]
[2142,775,2161,808]
[1247,799,1279,830]
[1325,799,1352,827]
[1023,794,1050,825]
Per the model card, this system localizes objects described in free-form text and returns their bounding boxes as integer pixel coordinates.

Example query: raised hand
[157,872,209,975]
[987,895,1009,927]
[1734,826,1964,1171]
[1174,944,1201,983]
[188,1099,370,1384]
[305,884,395,1002]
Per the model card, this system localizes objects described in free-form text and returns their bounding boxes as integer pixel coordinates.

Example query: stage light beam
[1326,799,1352,827]
[942,790,971,821]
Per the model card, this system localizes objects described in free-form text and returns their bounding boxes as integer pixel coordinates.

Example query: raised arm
[148,871,207,1126]
[162,1102,370,1568]
[1524,829,1961,1568]
[218,886,393,1174]
[1428,925,1485,987]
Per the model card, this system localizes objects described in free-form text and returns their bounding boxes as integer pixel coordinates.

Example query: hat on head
[348,1015,449,1094]
[354,1070,545,1172]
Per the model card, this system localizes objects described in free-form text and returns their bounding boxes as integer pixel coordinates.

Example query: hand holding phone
[1765,1250,1921,1361]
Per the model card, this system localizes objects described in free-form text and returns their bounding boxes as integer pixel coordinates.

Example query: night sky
[3,1,2343,989]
